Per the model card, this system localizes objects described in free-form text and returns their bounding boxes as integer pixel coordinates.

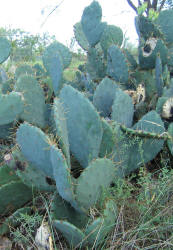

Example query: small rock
[0,236,12,250]
[35,222,51,250]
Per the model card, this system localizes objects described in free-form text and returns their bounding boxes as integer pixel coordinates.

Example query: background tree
[126,0,173,16]
[0,27,56,62]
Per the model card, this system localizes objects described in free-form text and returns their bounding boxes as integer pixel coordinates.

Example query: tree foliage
[0,28,56,62]
[127,0,173,16]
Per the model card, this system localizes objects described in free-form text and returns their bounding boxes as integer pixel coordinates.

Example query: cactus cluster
[1,1,173,248]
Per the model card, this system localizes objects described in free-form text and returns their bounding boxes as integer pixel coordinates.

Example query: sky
[0,0,139,48]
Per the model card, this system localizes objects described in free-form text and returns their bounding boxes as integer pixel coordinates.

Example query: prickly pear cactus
[2,1,173,249]
[0,92,24,125]
[59,85,103,168]
[81,1,106,47]
[16,122,54,178]
[0,37,11,64]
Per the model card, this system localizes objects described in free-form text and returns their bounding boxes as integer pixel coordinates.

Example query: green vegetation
[1,0,173,249]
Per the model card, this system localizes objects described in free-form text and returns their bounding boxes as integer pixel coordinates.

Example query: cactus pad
[107,45,129,83]
[81,1,106,47]
[59,85,103,168]
[53,220,85,248]
[0,91,24,125]
[16,122,54,178]
[0,181,33,215]
[0,37,11,64]
[93,77,119,117]
[75,158,115,210]
[111,89,134,127]
[15,75,46,128]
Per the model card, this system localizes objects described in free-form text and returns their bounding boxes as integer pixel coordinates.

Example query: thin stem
[126,0,138,14]
[158,0,167,11]
[144,0,152,16]
[152,0,158,10]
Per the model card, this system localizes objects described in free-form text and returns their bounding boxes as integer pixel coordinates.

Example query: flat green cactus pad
[99,119,115,158]
[0,181,33,215]
[0,207,32,235]
[51,193,88,229]
[43,41,72,70]
[15,64,34,79]
[107,45,129,83]
[168,47,173,67]
[53,220,85,248]
[93,77,119,117]
[43,52,63,96]
[73,22,89,51]
[7,150,55,192]
[0,164,19,186]
[155,54,163,97]
[81,1,106,47]
[75,158,115,210]
[16,122,54,178]
[51,146,81,212]
[111,89,134,127]
[86,47,106,80]
[0,123,14,139]
[123,49,138,71]
[111,123,130,178]
[15,75,46,128]
[59,85,103,168]
[120,111,165,176]
[167,123,173,155]
[100,24,123,57]
[85,199,117,246]
[53,98,70,166]
[0,37,11,64]
[0,91,24,125]
[156,97,168,115]
[156,9,173,45]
